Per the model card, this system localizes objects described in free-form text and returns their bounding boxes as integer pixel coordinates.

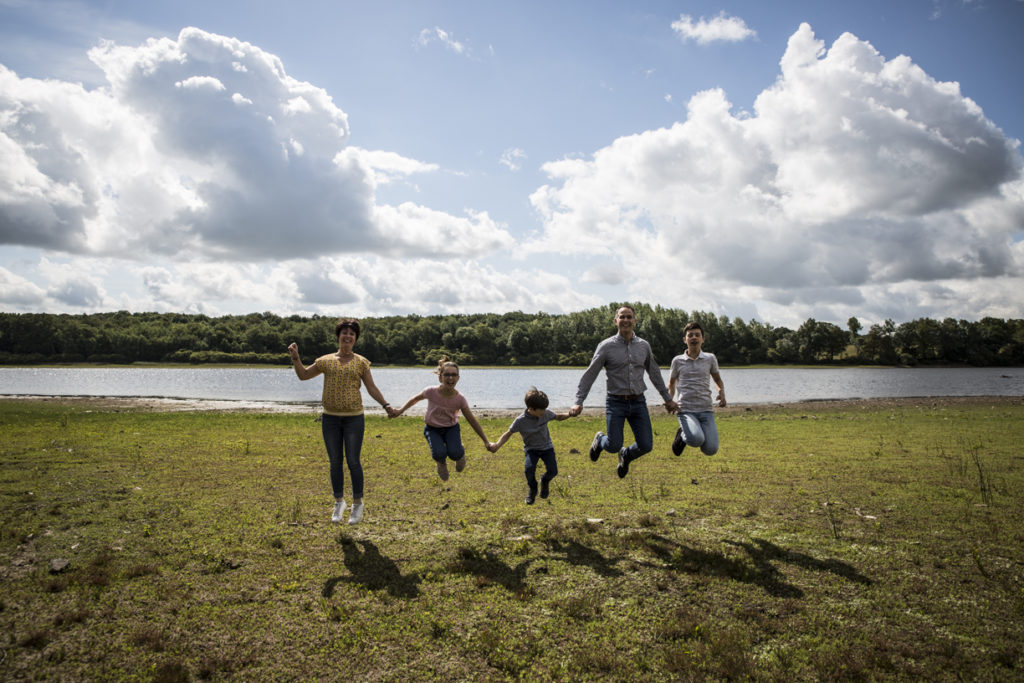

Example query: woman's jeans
[602,395,654,463]
[321,414,365,499]
[678,410,719,455]
[424,423,465,462]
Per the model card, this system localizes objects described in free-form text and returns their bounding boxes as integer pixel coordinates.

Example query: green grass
[1,398,1022,681]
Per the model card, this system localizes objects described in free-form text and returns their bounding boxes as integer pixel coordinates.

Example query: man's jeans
[601,395,653,462]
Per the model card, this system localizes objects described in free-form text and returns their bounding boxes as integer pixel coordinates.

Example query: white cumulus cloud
[0,27,510,262]
[671,12,757,45]
[529,23,1024,324]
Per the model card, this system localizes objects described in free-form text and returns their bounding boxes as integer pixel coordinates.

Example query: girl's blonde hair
[434,355,459,376]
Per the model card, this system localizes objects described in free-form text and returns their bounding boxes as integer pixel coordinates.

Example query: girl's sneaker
[437,461,450,481]
[332,500,346,523]
[347,503,364,525]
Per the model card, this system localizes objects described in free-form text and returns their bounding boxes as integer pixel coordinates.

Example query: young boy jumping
[489,388,571,504]
[668,321,727,456]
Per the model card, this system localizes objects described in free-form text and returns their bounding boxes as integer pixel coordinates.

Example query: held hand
[664,400,679,414]
[486,442,497,453]
[385,405,397,418]
[569,404,583,418]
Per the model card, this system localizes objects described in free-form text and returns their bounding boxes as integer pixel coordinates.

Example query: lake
[1,366,1021,412]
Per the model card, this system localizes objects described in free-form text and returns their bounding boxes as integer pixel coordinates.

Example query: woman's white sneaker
[347,502,364,525]
[332,500,346,523]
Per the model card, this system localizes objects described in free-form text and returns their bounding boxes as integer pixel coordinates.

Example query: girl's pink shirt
[422,385,468,427]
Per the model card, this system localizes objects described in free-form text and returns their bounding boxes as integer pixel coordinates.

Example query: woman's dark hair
[335,318,360,340]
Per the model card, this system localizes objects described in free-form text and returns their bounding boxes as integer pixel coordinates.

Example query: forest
[1,304,1022,367]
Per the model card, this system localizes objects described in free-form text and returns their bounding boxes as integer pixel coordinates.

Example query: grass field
[1,397,1022,681]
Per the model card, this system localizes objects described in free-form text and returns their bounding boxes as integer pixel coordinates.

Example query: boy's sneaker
[525,491,536,505]
[589,432,605,462]
[455,457,467,473]
[540,479,550,499]
[332,500,346,523]
[437,461,450,481]
[347,502,364,525]
[617,449,630,479]
[672,427,685,456]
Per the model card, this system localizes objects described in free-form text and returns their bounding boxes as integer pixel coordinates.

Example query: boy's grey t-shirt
[510,409,556,451]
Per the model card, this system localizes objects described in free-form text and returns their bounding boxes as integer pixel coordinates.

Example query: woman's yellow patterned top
[314,353,370,416]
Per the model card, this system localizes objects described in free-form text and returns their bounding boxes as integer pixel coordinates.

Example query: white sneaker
[347,502,364,525]
[332,500,346,523]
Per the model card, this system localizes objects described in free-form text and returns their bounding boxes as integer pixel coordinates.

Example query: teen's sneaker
[589,432,605,462]
[332,500,346,523]
[617,449,630,479]
[525,489,537,505]
[672,427,685,456]
[455,457,467,473]
[347,502,364,525]
[540,479,550,499]
[437,461,450,481]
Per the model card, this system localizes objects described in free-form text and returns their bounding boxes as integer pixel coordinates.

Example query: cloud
[416,27,470,57]
[0,253,598,316]
[499,147,527,172]
[0,266,47,307]
[0,27,510,262]
[671,12,757,45]
[529,23,1024,325]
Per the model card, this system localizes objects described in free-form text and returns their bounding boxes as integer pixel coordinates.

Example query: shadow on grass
[639,535,872,598]
[546,539,624,577]
[322,535,421,599]
[448,547,534,592]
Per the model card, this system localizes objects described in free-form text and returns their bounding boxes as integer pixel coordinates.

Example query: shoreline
[3,394,1019,418]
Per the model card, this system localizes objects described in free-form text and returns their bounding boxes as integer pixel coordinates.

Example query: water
[1,366,1021,411]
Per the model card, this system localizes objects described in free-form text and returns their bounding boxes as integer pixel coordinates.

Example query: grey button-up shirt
[574,334,671,405]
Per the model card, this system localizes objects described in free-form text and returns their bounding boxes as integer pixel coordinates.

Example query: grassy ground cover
[1,397,1022,681]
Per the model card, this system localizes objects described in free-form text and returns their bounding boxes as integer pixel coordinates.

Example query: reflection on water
[2,366,1021,410]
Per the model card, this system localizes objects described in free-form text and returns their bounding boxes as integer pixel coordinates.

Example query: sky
[1,0,1022,329]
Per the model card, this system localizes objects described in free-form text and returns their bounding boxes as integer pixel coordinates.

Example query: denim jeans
[524,447,558,491]
[678,410,719,455]
[602,395,654,463]
[321,414,365,499]
[424,423,465,462]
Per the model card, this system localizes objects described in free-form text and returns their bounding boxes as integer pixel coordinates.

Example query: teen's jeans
[424,423,465,462]
[524,447,558,491]
[601,395,654,463]
[321,414,365,499]
[678,411,719,455]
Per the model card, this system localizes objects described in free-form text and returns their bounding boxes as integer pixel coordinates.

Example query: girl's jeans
[424,423,465,462]
[321,414,365,499]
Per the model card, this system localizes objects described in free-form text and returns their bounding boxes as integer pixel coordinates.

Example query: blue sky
[1,0,1022,328]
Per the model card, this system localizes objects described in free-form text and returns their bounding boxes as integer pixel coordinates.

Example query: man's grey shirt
[574,334,671,405]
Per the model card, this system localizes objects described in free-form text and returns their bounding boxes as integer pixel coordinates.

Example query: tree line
[1,305,1022,367]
